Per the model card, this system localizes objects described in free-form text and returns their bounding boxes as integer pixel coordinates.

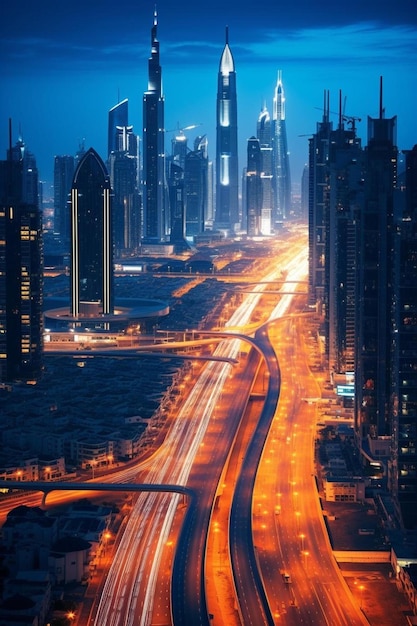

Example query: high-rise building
[142,10,167,243]
[390,143,417,529]
[272,70,291,225]
[0,129,43,382]
[301,165,309,221]
[257,105,273,235]
[215,27,239,232]
[108,100,141,256]
[325,105,363,377]
[53,155,74,245]
[167,132,209,246]
[354,103,397,445]
[108,99,128,156]
[167,130,187,249]
[70,148,113,318]
[246,137,262,237]
[184,135,209,238]
[168,160,186,248]
[308,92,333,309]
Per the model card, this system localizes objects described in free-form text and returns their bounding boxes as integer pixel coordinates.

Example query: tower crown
[219,27,235,75]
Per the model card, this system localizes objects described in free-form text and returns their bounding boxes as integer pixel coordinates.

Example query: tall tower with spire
[142,10,167,243]
[257,104,273,235]
[215,27,239,232]
[272,70,291,225]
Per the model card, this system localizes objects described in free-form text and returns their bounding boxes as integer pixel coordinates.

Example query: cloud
[236,22,417,64]
[3,21,416,76]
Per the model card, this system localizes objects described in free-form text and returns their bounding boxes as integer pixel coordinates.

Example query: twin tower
[216,27,292,233]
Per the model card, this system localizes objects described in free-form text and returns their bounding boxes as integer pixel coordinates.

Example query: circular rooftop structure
[44,297,169,332]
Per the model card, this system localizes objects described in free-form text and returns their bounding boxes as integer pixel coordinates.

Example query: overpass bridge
[0,480,195,508]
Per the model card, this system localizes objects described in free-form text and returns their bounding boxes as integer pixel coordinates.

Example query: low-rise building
[323,475,366,502]
[49,536,91,585]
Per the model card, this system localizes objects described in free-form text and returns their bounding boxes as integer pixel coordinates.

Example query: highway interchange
[0,228,370,625]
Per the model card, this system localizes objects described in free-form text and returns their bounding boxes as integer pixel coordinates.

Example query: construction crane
[314,95,361,131]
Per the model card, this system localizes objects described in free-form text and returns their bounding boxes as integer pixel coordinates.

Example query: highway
[91,239,308,625]
[0,226,371,626]
[227,252,308,626]
[252,311,368,625]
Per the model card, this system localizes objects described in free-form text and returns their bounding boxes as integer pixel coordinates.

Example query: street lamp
[295,510,301,530]
[303,550,309,571]
[359,584,365,609]
[299,533,305,551]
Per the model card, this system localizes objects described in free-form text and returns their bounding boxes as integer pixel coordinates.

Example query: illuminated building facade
[326,112,363,377]
[246,137,262,236]
[184,135,209,238]
[54,155,74,245]
[354,109,397,443]
[108,99,128,156]
[108,100,140,255]
[308,92,332,309]
[272,71,291,225]
[0,131,43,382]
[70,148,113,318]
[257,105,273,235]
[391,144,417,528]
[215,27,239,232]
[168,132,209,246]
[142,10,167,243]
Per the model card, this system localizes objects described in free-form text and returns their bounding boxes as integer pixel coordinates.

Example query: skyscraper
[325,102,363,377]
[308,91,333,309]
[168,132,209,246]
[184,135,209,238]
[53,155,74,245]
[272,70,291,225]
[354,100,397,444]
[0,127,43,382]
[215,27,239,232]
[70,148,113,318]
[257,105,273,235]
[393,143,417,528]
[142,10,167,243]
[108,100,141,255]
[246,137,262,237]
[108,99,128,156]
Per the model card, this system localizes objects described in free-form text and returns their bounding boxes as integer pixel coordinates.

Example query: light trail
[92,244,308,626]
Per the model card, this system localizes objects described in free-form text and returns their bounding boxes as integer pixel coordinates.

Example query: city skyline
[1,1,416,190]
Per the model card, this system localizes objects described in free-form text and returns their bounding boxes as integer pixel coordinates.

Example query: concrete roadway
[171,347,262,626]
[253,311,368,625]
[227,322,280,626]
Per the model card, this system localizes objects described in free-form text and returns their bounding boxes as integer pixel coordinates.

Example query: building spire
[379,75,384,119]
[219,26,234,75]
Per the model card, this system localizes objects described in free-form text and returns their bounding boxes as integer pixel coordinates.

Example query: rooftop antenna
[322,90,327,122]
[8,118,12,158]
[338,90,343,129]
[225,25,229,45]
[379,75,384,119]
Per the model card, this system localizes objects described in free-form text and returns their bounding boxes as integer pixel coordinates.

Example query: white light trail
[93,245,308,626]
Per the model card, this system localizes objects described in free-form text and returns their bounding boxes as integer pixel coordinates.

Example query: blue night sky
[1,0,416,193]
